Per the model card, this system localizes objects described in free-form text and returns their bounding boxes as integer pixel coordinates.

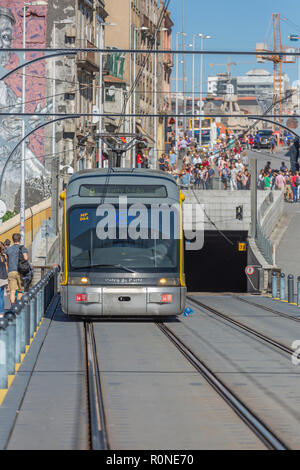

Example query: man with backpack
[4,233,29,305]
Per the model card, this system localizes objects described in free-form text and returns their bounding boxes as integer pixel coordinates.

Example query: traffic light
[236,205,243,221]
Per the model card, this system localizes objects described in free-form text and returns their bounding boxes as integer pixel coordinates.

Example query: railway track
[84,322,108,450]
[233,296,300,323]
[156,322,287,450]
[187,296,294,357]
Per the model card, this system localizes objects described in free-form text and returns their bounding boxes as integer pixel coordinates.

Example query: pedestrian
[4,233,29,305]
[0,242,8,317]
[254,132,261,151]
[284,171,293,202]
[4,239,10,248]
[275,171,285,191]
[136,152,143,169]
[169,149,177,169]
[291,171,300,203]
[221,165,230,190]
[286,139,299,173]
[270,135,276,154]
[158,153,166,171]
[207,165,215,189]
[264,172,271,190]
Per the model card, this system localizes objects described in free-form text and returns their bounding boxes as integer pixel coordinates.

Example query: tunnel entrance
[185,231,248,293]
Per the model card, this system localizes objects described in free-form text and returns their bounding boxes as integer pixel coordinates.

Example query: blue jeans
[0,286,5,314]
[292,186,298,203]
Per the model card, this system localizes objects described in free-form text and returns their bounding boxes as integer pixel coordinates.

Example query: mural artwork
[0,2,50,211]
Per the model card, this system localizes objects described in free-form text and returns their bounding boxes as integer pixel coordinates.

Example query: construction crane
[256,13,296,130]
[209,59,256,76]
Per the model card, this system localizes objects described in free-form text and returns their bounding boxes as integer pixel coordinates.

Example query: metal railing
[0,267,60,392]
[256,221,274,265]
[256,189,275,265]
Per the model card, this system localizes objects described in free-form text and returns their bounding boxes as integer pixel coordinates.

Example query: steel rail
[187,297,294,357]
[156,322,287,450]
[85,322,108,450]
[233,296,300,323]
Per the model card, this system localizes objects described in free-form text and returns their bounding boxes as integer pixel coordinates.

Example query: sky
[170,0,300,95]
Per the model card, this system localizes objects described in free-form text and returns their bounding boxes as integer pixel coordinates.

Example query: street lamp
[189,34,202,141]
[175,32,187,152]
[98,22,116,169]
[51,19,73,235]
[153,28,168,168]
[20,0,47,245]
[133,26,149,167]
[199,34,211,148]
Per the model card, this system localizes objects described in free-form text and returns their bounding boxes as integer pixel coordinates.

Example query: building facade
[105,0,173,167]
[45,0,108,175]
[208,69,290,99]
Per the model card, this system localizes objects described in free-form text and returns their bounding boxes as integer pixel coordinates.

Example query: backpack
[18,246,30,276]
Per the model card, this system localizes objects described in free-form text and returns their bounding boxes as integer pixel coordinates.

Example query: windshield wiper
[73,264,136,273]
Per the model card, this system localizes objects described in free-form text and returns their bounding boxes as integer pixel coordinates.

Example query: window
[105,89,116,102]
[69,205,179,273]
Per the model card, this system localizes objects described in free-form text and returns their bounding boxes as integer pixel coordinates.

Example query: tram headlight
[158,278,180,287]
[68,277,91,286]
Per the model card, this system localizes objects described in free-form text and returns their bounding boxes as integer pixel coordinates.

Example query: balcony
[76,39,99,73]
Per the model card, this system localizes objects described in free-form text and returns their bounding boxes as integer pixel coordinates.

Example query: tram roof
[68,168,178,186]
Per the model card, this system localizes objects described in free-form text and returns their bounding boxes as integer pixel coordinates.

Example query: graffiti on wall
[0,1,50,210]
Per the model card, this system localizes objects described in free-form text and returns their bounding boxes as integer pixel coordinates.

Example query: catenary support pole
[250,157,258,238]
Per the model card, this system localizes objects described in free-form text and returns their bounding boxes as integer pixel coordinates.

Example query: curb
[0,295,59,450]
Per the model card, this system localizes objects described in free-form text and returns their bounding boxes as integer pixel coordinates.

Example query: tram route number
[106,454,194,467]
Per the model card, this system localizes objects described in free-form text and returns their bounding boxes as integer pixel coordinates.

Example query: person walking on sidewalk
[291,171,300,203]
[4,233,29,305]
[0,242,8,317]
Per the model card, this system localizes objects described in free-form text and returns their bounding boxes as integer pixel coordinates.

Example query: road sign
[246,266,255,276]
[238,242,247,252]
[0,200,7,219]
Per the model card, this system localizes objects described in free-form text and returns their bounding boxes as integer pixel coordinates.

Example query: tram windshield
[69,206,180,273]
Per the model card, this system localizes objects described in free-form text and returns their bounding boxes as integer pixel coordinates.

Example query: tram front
[60,169,186,318]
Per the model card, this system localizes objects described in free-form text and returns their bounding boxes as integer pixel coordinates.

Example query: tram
[60,168,186,317]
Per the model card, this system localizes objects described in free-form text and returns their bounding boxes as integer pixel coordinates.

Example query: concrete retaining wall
[260,191,284,238]
[183,190,283,233]
[0,199,51,251]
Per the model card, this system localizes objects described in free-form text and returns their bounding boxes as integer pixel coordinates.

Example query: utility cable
[191,187,234,246]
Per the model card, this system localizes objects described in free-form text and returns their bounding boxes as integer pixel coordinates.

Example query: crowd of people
[156,130,300,201]
[0,233,32,317]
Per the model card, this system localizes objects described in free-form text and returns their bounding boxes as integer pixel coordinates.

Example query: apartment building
[105,0,173,166]
[45,0,108,173]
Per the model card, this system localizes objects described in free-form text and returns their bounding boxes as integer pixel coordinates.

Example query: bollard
[31,287,38,332]
[288,274,295,304]
[298,277,300,308]
[0,316,8,390]
[19,300,27,356]
[41,283,45,321]
[12,302,22,364]
[280,273,286,301]
[272,272,278,298]
[22,294,31,347]
[5,311,16,376]
[29,292,35,339]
